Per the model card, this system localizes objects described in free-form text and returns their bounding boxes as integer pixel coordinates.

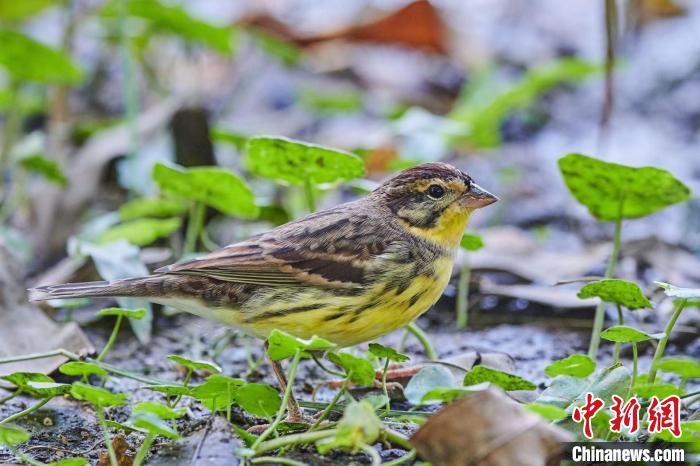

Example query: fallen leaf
[411,388,572,466]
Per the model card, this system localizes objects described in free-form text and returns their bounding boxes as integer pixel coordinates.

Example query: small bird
[30,162,497,421]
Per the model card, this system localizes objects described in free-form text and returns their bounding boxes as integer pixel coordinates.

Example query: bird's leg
[267,349,303,422]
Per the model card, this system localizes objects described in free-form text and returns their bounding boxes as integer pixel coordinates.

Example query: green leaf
[460,233,484,251]
[632,382,685,399]
[367,343,409,363]
[404,365,456,405]
[544,354,596,378]
[248,30,301,66]
[450,59,600,148]
[19,155,68,186]
[144,384,191,396]
[266,329,336,361]
[600,325,657,343]
[26,381,71,397]
[652,357,700,379]
[650,421,700,447]
[235,383,281,419]
[130,412,180,440]
[190,375,245,411]
[152,163,259,219]
[167,355,222,374]
[655,282,700,300]
[0,29,83,83]
[211,129,248,151]
[59,362,108,379]
[49,458,88,466]
[70,383,127,407]
[327,352,375,386]
[577,279,652,310]
[524,403,567,422]
[98,218,181,246]
[96,307,147,320]
[558,153,691,221]
[245,136,365,186]
[420,385,489,405]
[463,366,536,391]
[103,0,234,53]
[0,0,56,22]
[0,424,30,446]
[316,401,381,454]
[119,197,187,220]
[1,372,53,390]
[537,366,632,410]
[133,401,186,420]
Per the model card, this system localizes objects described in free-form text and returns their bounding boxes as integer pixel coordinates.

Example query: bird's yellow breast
[228,255,454,346]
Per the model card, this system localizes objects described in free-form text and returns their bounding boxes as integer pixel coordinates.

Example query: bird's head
[371,162,498,248]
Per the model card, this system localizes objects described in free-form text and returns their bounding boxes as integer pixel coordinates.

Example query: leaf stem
[251,457,308,466]
[0,397,52,425]
[98,315,123,362]
[383,450,417,466]
[252,349,303,449]
[456,263,471,329]
[309,379,349,431]
[132,432,155,466]
[0,391,20,405]
[632,342,638,385]
[647,299,687,384]
[255,428,336,454]
[383,427,413,451]
[97,408,118,466]
[184,202,206,255]
[381,358,391,415]
[406,322,437,360]
[588,199,623,358]
[0,348,80,365]
[303,178,316,212]
[172,369,192,407]
[361,443,381,466]
[612,303,624,364]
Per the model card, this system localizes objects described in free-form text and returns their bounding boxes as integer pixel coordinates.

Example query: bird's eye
[427,184,445,199]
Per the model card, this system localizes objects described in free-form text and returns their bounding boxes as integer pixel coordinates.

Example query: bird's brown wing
[156,205,400,289]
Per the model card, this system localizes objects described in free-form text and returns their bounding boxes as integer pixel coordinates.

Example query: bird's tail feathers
[29,277,155,302]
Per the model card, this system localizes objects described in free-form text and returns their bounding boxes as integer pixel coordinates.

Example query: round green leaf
[653,357,700,379]
[26,381,71,397]
[1,372,53,389]
[266,329,336,361]
[59,362,108,378]
[600,325,656,343]
[130,412,180,440]
[558,153,691,221]
[245,136,365,186]
[0,424,30,446]
[0,29,83,84]
[404,365,455,405]
[167,355,221,374]
[133,401,186,420]
[152,163,259,219]
[367,343,409,362]
[577,279,652,310]
[235,383,282,419]
[190,375,244,411]
[119,197,188,220]
[420,384,489,405]
[316,400,381,454]
[632,382,685,399]
[70,382,127,407]
[544,354,596,378]
[327,352,375,386]
[96,307,147,319]
[655,282,700,300]
[463,366,536,391]
[49,458,88,466]
[19,155,68,187]
[524,403,567,422]
[144,384,191,396]
[460,233,484,251]
[98,218,181,246]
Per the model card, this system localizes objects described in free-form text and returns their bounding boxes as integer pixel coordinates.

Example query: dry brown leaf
[98,433,134,466]
[411,388,572,466]
[0,245,93,377]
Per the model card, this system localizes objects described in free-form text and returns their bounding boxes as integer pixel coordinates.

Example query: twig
[190,417,213,466]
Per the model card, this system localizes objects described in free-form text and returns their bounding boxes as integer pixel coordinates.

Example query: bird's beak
[461,183,499,209]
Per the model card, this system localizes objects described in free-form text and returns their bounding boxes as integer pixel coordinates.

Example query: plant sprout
[244,136,365,212]
[152,163,259,255]
[559,153,691,358]
[600,325,659,384]
[455,232,484,329]
[368,343,409,414]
